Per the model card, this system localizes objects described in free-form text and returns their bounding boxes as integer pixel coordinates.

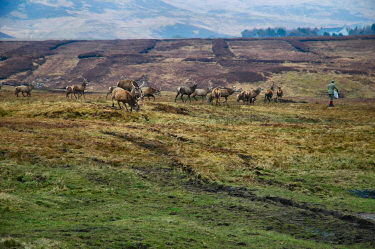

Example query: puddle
[305,227,335,240]
[349,189,375,199]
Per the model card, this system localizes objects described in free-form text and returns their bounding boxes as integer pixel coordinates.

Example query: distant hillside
[0,36,374,98]
[0,32,14,39]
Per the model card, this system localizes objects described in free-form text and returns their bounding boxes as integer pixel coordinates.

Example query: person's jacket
[328,83,338,95]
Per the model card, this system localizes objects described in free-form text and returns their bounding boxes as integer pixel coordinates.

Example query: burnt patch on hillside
[156,41,191,51]
[218,71,266,83]
[183,58,216,63]
[212,39,235,58]
[50,40,81,50]
[78,52,104,59]
[139,40,158,54]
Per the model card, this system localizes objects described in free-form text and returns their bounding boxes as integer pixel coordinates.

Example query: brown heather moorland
[0,37,375,248]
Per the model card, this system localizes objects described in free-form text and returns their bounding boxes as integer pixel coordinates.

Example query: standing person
[328,80,339,107]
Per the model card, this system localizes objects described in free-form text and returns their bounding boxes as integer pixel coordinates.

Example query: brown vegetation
[0,36,374,92]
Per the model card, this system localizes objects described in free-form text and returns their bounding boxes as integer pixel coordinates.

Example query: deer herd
[7,76,284,112]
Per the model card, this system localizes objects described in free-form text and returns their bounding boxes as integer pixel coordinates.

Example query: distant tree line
[241,24,375,38]
[348,24,375,36]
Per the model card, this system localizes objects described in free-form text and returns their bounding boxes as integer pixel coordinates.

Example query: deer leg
[188,94,192,103]
[117,100,122,110]
[175,92,180,102]
[124,103,129,112]
[181,94,185,103]
[152,95,155,101]
[22,92,26,97]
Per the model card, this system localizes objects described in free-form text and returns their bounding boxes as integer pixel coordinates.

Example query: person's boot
[329,101,334,107]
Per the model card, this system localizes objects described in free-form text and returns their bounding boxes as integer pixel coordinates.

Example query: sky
[0,0,374,39]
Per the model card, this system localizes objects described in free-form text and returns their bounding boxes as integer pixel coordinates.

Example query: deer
[264,89,273,103]
[211,86,237,105]
[106,86,117,99]
[65,86,74,99]
[72,78,88,99]
[249,87,263,104]
[111,87,140,112]
[191,86,213,101]
[175,83,198,103]
[141,86,161,101]
[237,90,252,104]
[275,86,283,102]
[117,79,144,99]
[15,82,35,97]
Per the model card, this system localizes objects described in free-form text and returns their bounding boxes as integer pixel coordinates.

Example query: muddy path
[102,130,375,246]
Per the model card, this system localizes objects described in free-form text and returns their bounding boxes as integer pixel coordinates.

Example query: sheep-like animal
[211,86,237,105]
[111,87,139,112]
[15,83,35,97]
[175,83,198,102]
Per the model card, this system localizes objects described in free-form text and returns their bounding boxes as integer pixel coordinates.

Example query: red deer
[175,83,198,102]
[237,90,252,104]
[264,89,273,103]
[191,87,213,101]
[111,87,139,112]
[276,87,283,102]
[106,86,117,99]
[141,86,161,101]
[117,79,144,99]
[249,87,263,104]
[211,86,237,105]
[15,83,35,97]
[65,86,73,99]
[72,78,88,99]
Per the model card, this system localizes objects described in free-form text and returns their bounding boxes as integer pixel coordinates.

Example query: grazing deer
[15,83,35,97]
[72,78,88,99]
[111,87,139,112]
[117,79,144,99]
[211,86,237,105]
[141,86,161,101]
[175,83,198,102]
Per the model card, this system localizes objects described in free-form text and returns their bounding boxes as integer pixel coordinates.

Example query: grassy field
[0,86,375,248]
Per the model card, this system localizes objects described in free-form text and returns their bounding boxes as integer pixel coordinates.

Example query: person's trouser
[329,94,334,106]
